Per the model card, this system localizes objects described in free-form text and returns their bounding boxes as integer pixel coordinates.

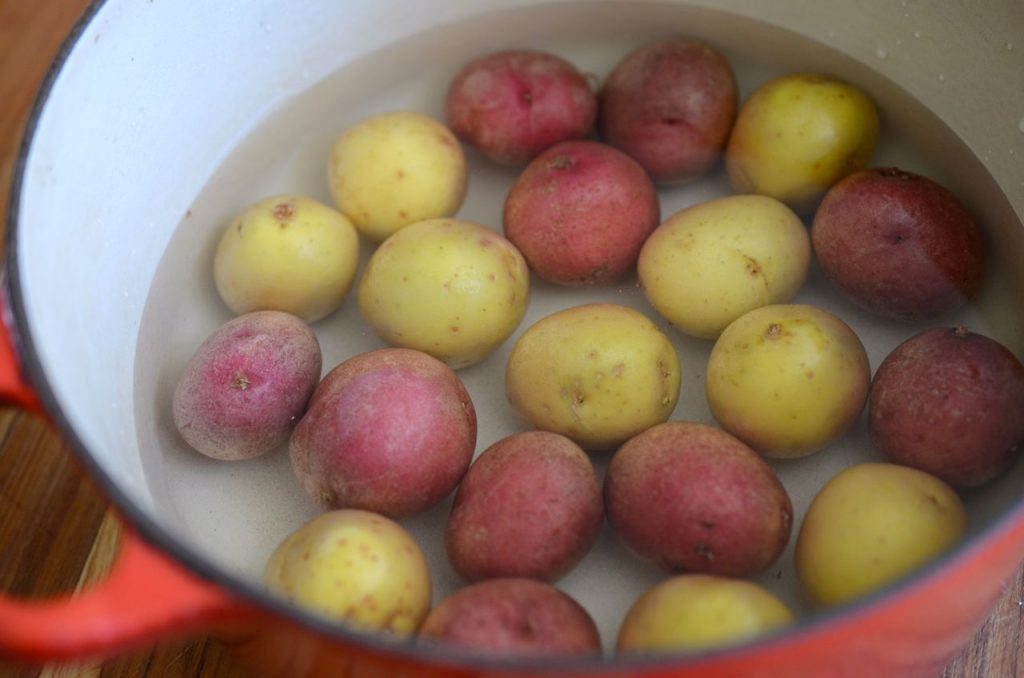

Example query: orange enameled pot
[1,1,1023,676]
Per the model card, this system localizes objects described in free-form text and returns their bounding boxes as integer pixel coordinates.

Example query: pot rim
[5,0,1024,673]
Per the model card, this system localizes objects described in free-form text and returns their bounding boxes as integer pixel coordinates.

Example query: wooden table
[1,2,1022,676]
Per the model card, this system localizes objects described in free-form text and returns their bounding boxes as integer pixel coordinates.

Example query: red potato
[419,578,601,656]
[289,348,476,519]
[598,39,738,183]
[172,311,321,461]
[812,167,987,321]
[869,327,1024,487]
[445,431,602,582]
[445,50,597,165]
[503,140,660,286]
[605,421,793,577]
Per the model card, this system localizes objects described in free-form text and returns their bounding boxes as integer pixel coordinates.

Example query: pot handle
[0,528,244,662]
[0,308,247,663]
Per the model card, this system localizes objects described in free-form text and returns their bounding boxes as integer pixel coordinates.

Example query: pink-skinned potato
[503,140,660,286]
[869,327,1024,487]
[812,167,986,321]
[289,348,476,518]
[598,39,737,184]
[605,421,793,577]
[445,431,602,582]
[445,50,596,166]
[418,578,601,657]
[172,311,322,461]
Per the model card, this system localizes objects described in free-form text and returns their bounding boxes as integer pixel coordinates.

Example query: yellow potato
[505,303,680,450]
[264,509,431,636]
[617,574,793,653]
[795,462,967,607]
[213,194,360,322]
[327,111,468,242]
[357,218,530,369]
[725,73,879,213]
[638,195,810,339]
[705,304,869,458]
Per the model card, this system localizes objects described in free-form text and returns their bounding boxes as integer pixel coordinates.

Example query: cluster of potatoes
[170,38,1024,658]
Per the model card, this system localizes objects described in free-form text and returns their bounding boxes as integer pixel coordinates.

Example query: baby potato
[705,304,870,458]
[213,194,360,322]
[419,578,602,657]
[726,73,879,213]
[795,463,967,607]
[445,431,602,582]
[172,310,321,461]
[327,111,468,242]
[605,422,792,578]
[264,509,432,635]
[505,303,681,450]
[290,348,476,519]
[357,218,530,369]
[617,574,794,654]
[638,195,810,339]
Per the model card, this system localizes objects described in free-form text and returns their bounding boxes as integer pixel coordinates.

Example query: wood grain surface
[0,2,1021,677]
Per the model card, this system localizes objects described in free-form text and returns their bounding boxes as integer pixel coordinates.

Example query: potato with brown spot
[505,303,681,450]
[638,194,810,339]
[706,304,870,458]
[213,194,360,322]
[264,509,431,635]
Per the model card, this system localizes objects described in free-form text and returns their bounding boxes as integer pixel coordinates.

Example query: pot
[1,1,1023,676]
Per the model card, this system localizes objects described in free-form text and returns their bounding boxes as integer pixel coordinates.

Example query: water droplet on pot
[876,46,888,59]
[1019,117,1024,134]
[913,30,922,38]
[938,73,945,82]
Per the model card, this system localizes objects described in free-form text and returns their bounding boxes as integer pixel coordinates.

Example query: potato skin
[264,509,431,635]
[706,304,870,458]
[213,194,361,323]
[795,463,967,607]
[357,218,530,369]
[419,578,601,656]
[445,431,602,582]
[616,574,793,653]
[446,50,596,165]
[173,311,321,460]
[811,168,986,321]
[638,194,810,339]
[289,348,476,519]
[605,422,792,577]
[869,327,1024,487]
[726,73,879,212]
[599,39,737,183]
[327,112,468,242]
[505,303,681,450]
[503,140,660,286]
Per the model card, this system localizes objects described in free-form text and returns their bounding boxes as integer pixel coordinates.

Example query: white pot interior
[13,0,1024,653]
